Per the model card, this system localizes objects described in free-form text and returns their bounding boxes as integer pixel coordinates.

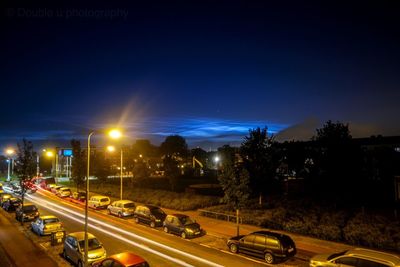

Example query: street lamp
[44,149,59,178]
[84,128,121,267]
[5,148,15,181]
[107,145,124,200]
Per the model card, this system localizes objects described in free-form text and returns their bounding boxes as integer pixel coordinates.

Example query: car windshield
[79,238,102,251]
[62,189,70,192]
[327,251,348,260]
[11,199,21,204]
[280,235,295,247]
[151,208,165,216]
[129,262,150,267]
[44,218,59,224]
[124,203,135,208]
[23,205,37,212]
[180,216,195,225]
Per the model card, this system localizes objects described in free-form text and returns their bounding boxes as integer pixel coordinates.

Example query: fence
[198,209,243,224]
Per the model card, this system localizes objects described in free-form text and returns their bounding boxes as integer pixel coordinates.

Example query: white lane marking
[27,194,224,267]
[26,195,193,267]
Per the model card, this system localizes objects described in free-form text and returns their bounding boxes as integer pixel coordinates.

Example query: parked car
[0,193,13,205]
[31,215,64,236]
[133,204,167,228]
[15,203,39,222]
[51,185,62,194]
[72,191,86,202]
[310,248,400,267]
[2,183,14,193]
[107,200,136,218]
[2,197,22,211]
[88,195,111,209]
[163,214,202,239]
[93,252,149,267]
[57,187,71,197]
[63,232,106,266]
[227,230,296,264]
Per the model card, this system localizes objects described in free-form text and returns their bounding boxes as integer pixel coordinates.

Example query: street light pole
[36,154,40,177]
[7,159,11,181]
[84,131,94,267]
[120,148,123,200]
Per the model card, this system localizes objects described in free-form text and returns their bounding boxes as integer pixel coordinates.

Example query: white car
[107,200,136,218]
[31,215,64,235]
[57,187,71,197]
[88,196,111,209]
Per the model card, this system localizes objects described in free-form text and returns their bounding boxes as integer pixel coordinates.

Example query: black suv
[163,214,203,239]
[227,231,296,264]
[15,203,39,222]
[2,197,22,211]
[133,204,167,228]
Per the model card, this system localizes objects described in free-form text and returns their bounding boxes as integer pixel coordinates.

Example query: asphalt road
[25,189,270,267]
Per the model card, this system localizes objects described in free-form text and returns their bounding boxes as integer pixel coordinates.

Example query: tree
[315,120,351,144]
[218,163,250,236]
[240,127,278,204]
[14,139,37,224]
[160,135,188,158]
[163,155,180,191]
[71,139,86,191]
[217,145,237,168]
[92,151,111,182]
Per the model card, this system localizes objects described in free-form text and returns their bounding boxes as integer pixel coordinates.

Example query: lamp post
[84,129,121,267]
[6,149,15,182]
[107,145,124,200]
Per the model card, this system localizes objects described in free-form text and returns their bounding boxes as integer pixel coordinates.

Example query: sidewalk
[0,211,58,267]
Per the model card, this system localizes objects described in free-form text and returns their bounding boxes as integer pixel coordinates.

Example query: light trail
[27,194,225,267]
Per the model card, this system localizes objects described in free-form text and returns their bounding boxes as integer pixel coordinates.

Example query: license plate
[288,248,294,253]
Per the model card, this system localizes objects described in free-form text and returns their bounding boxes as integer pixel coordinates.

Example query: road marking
[27,194,224,267]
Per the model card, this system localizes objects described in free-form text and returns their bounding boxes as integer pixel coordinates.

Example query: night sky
[2,1,400,150]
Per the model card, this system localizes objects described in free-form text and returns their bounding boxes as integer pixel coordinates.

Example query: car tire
[118,212,122,218]
[229,244,238,254]
[107,209,111,215]
[150,221,155,228]
[163,226,169,233]
[264,252,274,264]
[135,217,139,223]
[181,231,187,239]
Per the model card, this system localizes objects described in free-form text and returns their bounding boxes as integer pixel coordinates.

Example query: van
[88,196,110,209]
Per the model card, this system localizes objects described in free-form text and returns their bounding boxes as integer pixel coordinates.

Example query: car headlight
[156,219,160,222]
[186,228,194,233]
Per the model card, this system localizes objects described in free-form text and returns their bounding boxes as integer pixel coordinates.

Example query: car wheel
[118,212,122,218]
[107,209,111,215]
[135,217,139,223]
[150,221,155,228]
[163,226,169,233]
[181,231,187,239]
[229,244,238,254]
[264,252,274,264]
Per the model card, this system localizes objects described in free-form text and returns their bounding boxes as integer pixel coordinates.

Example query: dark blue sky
[2,1,400,150]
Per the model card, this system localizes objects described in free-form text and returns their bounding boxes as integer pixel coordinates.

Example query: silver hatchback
[63,232,106,266]
[107,200,135,218]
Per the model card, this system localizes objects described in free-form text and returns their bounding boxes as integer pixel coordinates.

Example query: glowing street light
[5,148,15,181]
[85,128,122,267]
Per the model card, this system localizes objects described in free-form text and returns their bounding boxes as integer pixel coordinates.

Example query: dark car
[227,231,296,264]
[163,214,203,239]
[2,197,22,211]
[133,204,166,228]
[15,203,39,222]
[72,191,86,202]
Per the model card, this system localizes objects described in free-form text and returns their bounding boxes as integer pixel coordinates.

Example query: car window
[357,258,388,267]
[151,208,165,216]
[328,251,348,260]
[335,257,358,266]
[130,262,150,267]
[124,202,135,208]
[44,218,59,224]
[254,235,266,245]
[180,216,195,225]
[112,261,124,267]
[23,205,37,212]
[243,234,256,243]
[266,237,280,248]
[78,238,102,251]
[101,259,114,267]
[101,198,109,202]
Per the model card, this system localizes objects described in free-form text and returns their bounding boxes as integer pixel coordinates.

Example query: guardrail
[198,209,243,224]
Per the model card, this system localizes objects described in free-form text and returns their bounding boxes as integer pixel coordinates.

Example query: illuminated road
[26,189,269,267]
